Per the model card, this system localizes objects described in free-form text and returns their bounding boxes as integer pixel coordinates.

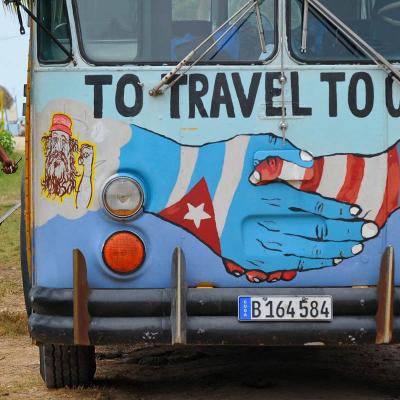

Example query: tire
[20,171,31,316]
[39,344,96,388]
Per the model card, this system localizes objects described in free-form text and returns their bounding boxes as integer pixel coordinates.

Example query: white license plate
[238,296,333,321]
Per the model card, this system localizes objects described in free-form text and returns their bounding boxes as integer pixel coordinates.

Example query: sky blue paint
[187,141,225,199]
[120,125,180,211]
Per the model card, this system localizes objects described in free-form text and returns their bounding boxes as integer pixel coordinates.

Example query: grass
[0,311,27,336]
[0,374,43,398]
[0,151,25,337]
[0,151,24,268]
[0,151,23,204]
[0,277,21,300]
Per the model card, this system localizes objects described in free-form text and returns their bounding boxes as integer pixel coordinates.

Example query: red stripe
[336,155,365,204]
[375,149,400,227]
[300,158,324,192]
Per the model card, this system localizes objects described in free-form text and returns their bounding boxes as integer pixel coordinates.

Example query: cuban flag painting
[116,124,400,285]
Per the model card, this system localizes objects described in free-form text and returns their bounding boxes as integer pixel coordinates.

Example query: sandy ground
[1,335,400,400]
[13,137,25,153]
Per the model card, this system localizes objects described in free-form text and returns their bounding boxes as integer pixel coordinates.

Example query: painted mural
[117,125,387,284]
[41,113,95,209]
[32,70,400,289]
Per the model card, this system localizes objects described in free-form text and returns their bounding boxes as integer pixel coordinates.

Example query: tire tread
[39,344,95,388]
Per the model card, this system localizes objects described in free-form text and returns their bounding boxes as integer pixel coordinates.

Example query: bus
[15,0,400,388]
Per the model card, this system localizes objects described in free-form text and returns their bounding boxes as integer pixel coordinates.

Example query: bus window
[211,0,276,62]
[73,0,276,65]
[74,0,140,64]
[172,0,212,21]
[289,0,400,62]
[37,0,72,64]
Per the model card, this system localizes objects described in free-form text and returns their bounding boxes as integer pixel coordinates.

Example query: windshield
[74,0,276,64]
[38,0,72,64]
[289,0,400,62]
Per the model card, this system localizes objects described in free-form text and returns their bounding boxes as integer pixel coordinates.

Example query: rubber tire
[20,171,32,316]
[39,344,96,388]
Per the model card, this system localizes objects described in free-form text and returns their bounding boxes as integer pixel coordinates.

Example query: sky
[0,8,30,118]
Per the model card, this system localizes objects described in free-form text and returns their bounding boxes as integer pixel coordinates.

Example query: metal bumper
[29,247,399,346]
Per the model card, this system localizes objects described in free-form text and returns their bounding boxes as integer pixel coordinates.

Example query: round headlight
[102,177,144,219]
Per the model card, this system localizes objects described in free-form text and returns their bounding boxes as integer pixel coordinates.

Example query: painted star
[184,203,211,229]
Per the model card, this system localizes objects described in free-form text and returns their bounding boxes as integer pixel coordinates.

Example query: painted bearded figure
[41,114,79,198]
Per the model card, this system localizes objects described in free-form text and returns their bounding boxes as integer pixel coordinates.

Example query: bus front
[23,0,400,388]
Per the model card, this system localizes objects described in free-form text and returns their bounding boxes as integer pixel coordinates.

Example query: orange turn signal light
[102,231,145,274]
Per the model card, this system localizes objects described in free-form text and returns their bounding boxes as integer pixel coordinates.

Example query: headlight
[102,176,144,219]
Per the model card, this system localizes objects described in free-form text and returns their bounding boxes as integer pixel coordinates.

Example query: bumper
[29,286,400,346]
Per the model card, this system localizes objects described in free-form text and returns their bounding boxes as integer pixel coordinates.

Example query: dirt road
[1,335,400,400]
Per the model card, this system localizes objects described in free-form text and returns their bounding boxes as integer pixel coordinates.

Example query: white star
[184,203,211,229]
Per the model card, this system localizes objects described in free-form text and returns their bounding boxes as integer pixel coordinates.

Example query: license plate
[238,296,333,321]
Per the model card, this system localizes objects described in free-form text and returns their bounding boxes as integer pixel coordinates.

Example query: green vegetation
[0,120,16,156]
[0,151,23,269]
[0,151,25,338]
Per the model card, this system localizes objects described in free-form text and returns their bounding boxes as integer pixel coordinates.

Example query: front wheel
[39,344,96,388]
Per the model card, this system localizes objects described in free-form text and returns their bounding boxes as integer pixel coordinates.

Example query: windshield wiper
[5,0,77,66]
[149,0,267,96]
[300,0,309,52]
[305,0,400,83]
[255,0,267,54]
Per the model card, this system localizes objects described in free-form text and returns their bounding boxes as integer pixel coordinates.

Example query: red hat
[49,113,72,136]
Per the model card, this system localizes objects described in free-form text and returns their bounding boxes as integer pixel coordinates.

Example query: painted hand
[221,183,379,282]
[218,135,379,283]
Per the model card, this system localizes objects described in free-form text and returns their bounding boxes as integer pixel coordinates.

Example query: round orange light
[102,231,145,274]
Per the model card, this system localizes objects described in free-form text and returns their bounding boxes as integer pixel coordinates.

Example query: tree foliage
[0,86,13,110]
[0,120,15,156]
[2,0,31,12]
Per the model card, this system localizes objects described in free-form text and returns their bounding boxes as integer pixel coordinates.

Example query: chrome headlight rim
[101,175,145,220]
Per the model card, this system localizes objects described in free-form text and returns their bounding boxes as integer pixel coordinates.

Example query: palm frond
[2,0,32,14]
[0,86,14,110]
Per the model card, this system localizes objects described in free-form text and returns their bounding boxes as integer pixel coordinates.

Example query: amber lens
[103,232,145,274]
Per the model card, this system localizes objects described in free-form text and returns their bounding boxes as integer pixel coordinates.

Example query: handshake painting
[126,125,398,284]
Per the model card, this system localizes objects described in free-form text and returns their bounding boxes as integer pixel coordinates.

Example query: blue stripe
[120,125,181,212]
[187,142,226,199]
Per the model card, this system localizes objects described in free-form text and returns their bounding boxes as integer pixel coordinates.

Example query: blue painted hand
[220,182,378,282]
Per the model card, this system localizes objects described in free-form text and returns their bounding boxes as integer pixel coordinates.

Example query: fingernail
[350,206,362,216]
[352,243,363,255]
[300,150,314,162]
[362,222,379,239]
[249,171,261,184]
[334,258,343,265]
